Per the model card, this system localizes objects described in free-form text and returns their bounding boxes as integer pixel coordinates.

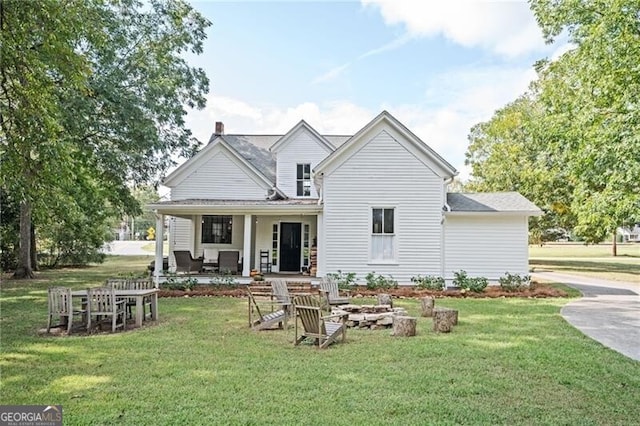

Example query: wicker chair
[218,251,239,274]
[173,250,203,274]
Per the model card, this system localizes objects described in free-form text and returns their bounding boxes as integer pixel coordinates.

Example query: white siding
[444,215,529,281]
[168,217,193,270]
[276,129,332,198]
[171,149,267,200]
[323,130,444,284]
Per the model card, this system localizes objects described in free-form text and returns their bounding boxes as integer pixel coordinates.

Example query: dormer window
[296,163,311,196]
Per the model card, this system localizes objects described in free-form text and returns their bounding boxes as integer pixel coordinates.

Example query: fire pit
[331,304,408,329]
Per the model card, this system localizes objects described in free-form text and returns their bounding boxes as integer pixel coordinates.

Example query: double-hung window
[201,215,232,244]
[296,163,311,197]
[371,208,395,262]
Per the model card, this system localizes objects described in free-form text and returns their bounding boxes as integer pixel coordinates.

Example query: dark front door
[280,222,301,272]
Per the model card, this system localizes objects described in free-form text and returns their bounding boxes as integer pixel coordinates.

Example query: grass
[1,257,639,424]
[530,243,640,284]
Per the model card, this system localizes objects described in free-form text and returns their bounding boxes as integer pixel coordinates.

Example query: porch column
[316,212,324,277]
[242,214,252,277]
[154,213,164,287]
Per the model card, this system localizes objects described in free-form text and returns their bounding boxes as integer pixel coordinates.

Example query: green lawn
[529,242,640,258]
[1,257,639,425]
[529,243,640,284]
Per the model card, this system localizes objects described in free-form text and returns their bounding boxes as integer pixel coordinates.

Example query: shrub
[498,272,530,292]
[365,272,398,290]
[325,270,357,290]
[453,270,488,293]
[163,273,197,291]
[210,273,239,286]
[411,275,445,290]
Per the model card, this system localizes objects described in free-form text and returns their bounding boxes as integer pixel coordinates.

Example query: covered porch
[149,199,325,283]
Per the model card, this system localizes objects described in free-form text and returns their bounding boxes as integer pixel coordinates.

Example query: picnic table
[72,288,158,328]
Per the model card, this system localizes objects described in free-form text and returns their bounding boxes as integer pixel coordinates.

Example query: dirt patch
[158,282,568,299]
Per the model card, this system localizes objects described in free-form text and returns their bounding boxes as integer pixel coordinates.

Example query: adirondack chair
[47,286,86,334]
[247,288,288,331]
[106,278,154,320]
[293,295,347,349]
[319,276,350,308]
[270,280,292,315]
[86,286,126,333]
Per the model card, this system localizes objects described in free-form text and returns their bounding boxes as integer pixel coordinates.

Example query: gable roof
[269,120,336,153]
[163,136,275,189]
[314,110,457,178]
[446,192,542,215]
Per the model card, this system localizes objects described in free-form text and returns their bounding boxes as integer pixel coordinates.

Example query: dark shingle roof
[208,134,352,184]
[220,135,277,183]
[447,192,541,213]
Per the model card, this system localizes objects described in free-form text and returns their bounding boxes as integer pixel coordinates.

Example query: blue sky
[184,0,565,180]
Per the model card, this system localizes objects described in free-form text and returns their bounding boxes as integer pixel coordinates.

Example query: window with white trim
[371,208,395,261]
[296,163,311,196]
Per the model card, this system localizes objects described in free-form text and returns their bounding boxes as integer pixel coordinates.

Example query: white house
[149,111,541,285]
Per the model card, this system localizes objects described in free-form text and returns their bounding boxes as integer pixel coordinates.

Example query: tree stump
[392,316,417,337]
[377,293,393,308]
[421,296,435,317]
[432,307,458,332]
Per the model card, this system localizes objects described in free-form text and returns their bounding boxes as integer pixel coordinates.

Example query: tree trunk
[13,200,34,279]
[433,307,458,333]
[376,293,393,307]
[30,224,38,271]
[392,316,417,337]
[612,232,617,257]
[421,296,435,317]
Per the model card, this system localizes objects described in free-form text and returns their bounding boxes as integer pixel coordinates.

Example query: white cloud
[186,64,535,182]
[362,0,546,57]
[185,95,373,146]
[312,63,352,84]
[313,34,412,84]
[383,64,536,179]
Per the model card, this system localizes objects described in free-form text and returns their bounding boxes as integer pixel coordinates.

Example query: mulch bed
[158,282,568,299]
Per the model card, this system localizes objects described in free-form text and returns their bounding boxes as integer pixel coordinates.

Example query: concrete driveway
[533,272,640,361]
[103,241,154,256]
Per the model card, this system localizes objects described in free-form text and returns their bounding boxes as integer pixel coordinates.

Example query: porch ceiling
[149,198,323,216]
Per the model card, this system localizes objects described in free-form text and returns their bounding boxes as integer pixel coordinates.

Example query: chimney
[215,121,224,135]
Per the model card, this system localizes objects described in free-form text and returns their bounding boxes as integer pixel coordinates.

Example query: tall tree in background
[0,0,210,277]
[532,0,640,250]
[466,0,640,252]
[465,94,575,244]
[530,0,640,250]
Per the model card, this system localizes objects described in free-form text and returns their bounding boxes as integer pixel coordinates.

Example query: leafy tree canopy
[466,0,640,245]
[0,0,210,276]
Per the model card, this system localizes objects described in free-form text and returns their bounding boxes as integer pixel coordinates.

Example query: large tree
[530,0,640,246]
[465,94,575,244]
[466,0,640,251]
[0,0,210,277]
